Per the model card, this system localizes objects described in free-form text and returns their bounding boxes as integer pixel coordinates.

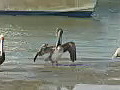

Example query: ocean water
[0,0,120,90]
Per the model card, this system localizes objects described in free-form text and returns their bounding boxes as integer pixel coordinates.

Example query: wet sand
[0,60,120,90]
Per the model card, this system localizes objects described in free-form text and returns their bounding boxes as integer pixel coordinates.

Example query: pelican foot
[51,61,59,66]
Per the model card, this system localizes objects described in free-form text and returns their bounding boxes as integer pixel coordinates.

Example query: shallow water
[0,0,120,90]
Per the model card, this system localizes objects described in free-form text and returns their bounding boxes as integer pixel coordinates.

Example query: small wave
[108,78,120,81]
[4,60,20,65]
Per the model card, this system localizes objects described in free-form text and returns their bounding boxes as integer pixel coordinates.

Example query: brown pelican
[112,48,120,59]
[0,35,5,65]
[34,28,76,65]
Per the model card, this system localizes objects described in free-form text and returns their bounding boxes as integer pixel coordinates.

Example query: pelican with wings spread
[34,28,76,65]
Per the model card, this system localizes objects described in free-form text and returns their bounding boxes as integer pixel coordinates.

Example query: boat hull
[0,10,93,17]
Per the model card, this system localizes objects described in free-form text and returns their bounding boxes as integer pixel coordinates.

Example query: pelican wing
[62,42,76,62]
[34,45,55,62]
[34,52,39,62]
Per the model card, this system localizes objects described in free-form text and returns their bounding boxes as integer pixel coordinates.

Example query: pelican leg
[55,61,59,66]
[51,61,55,66]
[50,60,59,66]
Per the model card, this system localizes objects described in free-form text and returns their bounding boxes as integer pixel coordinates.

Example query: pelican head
[56,28,63,37]
[56,28,63,47]
[0,35,4,40]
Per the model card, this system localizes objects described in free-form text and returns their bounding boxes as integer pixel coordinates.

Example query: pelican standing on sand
[0,35,5,65]
[34,28,76,65]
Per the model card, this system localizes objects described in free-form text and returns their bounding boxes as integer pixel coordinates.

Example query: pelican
[34,28,76,65]
[112,48,120,59]
[0,35,5,65]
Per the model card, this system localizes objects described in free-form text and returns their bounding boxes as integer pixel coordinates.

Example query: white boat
[0,0,97,17]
